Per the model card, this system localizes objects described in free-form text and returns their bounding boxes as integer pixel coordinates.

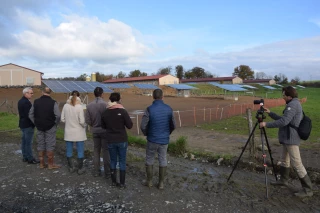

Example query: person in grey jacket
[260,86,312,197]
[85,87,111,178]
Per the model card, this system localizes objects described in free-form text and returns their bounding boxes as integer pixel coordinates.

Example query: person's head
[94,87,104,97]
[22,87,33,100]
[71,90,80,106]
[282,86,298,102]
[109,92,121,103]
[153,89,163,100]
[42,87,52,96]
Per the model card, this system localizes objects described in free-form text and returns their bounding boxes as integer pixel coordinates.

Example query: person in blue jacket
[140,89,176,190]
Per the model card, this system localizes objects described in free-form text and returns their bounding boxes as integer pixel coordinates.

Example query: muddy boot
[142,165,153,187]
[294,174,313,197]
[110,169,118,187]
[67,157,75,173]
[38,151,46,169]
[119,170,126,189]
[77,158,86,175]
[158,166,166,190]
[47,151,61,170]
[271,166,290,187]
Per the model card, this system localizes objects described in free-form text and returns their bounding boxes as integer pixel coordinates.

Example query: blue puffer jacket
[143,100,175,145]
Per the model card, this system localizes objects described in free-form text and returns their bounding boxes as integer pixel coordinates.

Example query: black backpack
[289,111,312,140]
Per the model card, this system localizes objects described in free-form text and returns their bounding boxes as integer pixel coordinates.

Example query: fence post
[177,110,182,127]
[247,108,256,159]
[193,107,196,126]
[203,107,205,121]
[220,107,224,120]
[210,108,212,122]
[136,114,140,135]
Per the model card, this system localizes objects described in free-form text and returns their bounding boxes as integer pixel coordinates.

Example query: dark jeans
[93,132,110,175]
[21,127,35,161]
[108,142,128,170]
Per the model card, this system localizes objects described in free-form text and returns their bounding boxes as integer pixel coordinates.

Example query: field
[0,86,320,212]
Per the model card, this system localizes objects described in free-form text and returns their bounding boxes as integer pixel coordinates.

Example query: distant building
[103,74,179,86]
[0,63,43,86]
[243,79,276,85]
[181,76,243,84]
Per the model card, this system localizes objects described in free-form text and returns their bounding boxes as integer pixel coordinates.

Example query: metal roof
[166,84,198,90]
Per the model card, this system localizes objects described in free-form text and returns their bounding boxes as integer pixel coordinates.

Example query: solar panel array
[208,83,248,92]
[134,84,159,89]
[240,85,258,89]
[105,83,131,89]
[42,80,113,93]
[297,85,306,88]
[262,85,277,90]
[166,84,198,90]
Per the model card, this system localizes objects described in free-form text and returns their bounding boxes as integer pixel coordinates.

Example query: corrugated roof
[0,63,44,74]
[243,79,272,83]
[103,74,168,83]
[181,77,237,83]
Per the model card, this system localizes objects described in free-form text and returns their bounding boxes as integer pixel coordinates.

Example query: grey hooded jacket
[266,98,303,145]
[85,97,107,134]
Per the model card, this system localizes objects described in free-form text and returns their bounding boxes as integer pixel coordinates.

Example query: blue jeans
[66,141,84,158]
[108,142,128,170]
[21,127,35,161]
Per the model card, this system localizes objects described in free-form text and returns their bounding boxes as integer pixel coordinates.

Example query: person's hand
[263,107,270,114]
[259,122,266,128]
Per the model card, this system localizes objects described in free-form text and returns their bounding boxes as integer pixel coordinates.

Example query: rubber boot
[77,158,86,175]
[119,170,126,189]
[110,169,118,187]
[294,174,313,197]
[158,166,167,190]
[67,157,75,173]
[38,151,46,169]
[142,165,153,187]
[47,151,61,170]
[271,166,290,187]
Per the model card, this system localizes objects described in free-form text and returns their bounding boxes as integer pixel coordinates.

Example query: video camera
[253,99,266,117]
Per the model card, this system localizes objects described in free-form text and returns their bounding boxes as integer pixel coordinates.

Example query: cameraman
[259,86,313,197]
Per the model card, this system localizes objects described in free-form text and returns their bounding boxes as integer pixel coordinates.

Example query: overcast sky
[0,0,319,81]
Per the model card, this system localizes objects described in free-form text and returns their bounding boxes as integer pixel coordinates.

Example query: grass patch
[168,136,188,156]
[0,112,19,130]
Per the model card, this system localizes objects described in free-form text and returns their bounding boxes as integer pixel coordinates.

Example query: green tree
[175,65,184,79]
[184,67,212,79]
[76,74,88,81]
[274,73,288,84]
[95,72,113,82]
[157,66,172,75]
[117,71,126,78]
[129,70,148,77]
[232,65,254,80]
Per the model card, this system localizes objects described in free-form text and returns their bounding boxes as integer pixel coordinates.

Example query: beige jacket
[61,96,87,141]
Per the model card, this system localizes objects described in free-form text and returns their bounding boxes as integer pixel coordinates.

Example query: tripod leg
[262,127,278,181]
[227,122,259,182]
[260,127,269,199]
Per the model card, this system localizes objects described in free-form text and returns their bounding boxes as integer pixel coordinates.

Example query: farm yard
[0,85,320,212]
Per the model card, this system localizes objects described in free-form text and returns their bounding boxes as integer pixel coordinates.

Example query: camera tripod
[227,109,277,199]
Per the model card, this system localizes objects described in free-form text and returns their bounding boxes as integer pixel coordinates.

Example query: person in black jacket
[29,87,61,169]
[101,92,133,188]
[17,87,39,164]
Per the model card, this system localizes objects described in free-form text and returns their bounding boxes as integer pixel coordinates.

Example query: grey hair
[23,87,32,94]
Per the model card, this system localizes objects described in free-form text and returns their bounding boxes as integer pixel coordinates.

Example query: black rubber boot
[294,174,313,197]
[110,169,118,187]
[158,167,167,190]
[77,158,86,175]
[271,166,290,187]
[119,170,126,189]
[67,157,75,173]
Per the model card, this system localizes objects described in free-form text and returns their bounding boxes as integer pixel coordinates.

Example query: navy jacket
[140,100,176,145]
[18,96,35,129]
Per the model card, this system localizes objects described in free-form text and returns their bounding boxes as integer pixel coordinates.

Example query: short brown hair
[282,86,298,98]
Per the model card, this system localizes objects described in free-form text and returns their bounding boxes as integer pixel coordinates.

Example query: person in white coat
[61,90,87,175]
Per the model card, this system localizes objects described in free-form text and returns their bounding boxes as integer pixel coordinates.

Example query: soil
[0,128,319,213]
[1,88,320,212]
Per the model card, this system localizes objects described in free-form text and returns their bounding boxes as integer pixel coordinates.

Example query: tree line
[45,64,301,84]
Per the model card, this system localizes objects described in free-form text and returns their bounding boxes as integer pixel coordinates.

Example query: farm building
[181,76,243,84]
[243,79,276,85]
[0,63,43,86]
[103,74,179,86]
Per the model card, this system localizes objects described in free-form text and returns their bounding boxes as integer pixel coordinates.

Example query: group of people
[18,86,176,190]
[17,85,313,196]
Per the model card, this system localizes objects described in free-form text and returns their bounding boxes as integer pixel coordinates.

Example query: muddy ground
[0,127,319,213]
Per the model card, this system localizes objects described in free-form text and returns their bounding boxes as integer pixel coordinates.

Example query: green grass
[201,87,320,144]
[0,112,19,130]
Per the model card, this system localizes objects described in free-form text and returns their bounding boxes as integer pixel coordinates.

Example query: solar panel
[210,83,248,92]
[60,81,87,93]
[240,85,258,89]
[42,80,113,93]
[263,85,277,90]
[42,80,71,93]
[297,85,306,88]
[208,82,221,87]
[166,84,198,90]
[105,83,131,89]
[134,84,159,89]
